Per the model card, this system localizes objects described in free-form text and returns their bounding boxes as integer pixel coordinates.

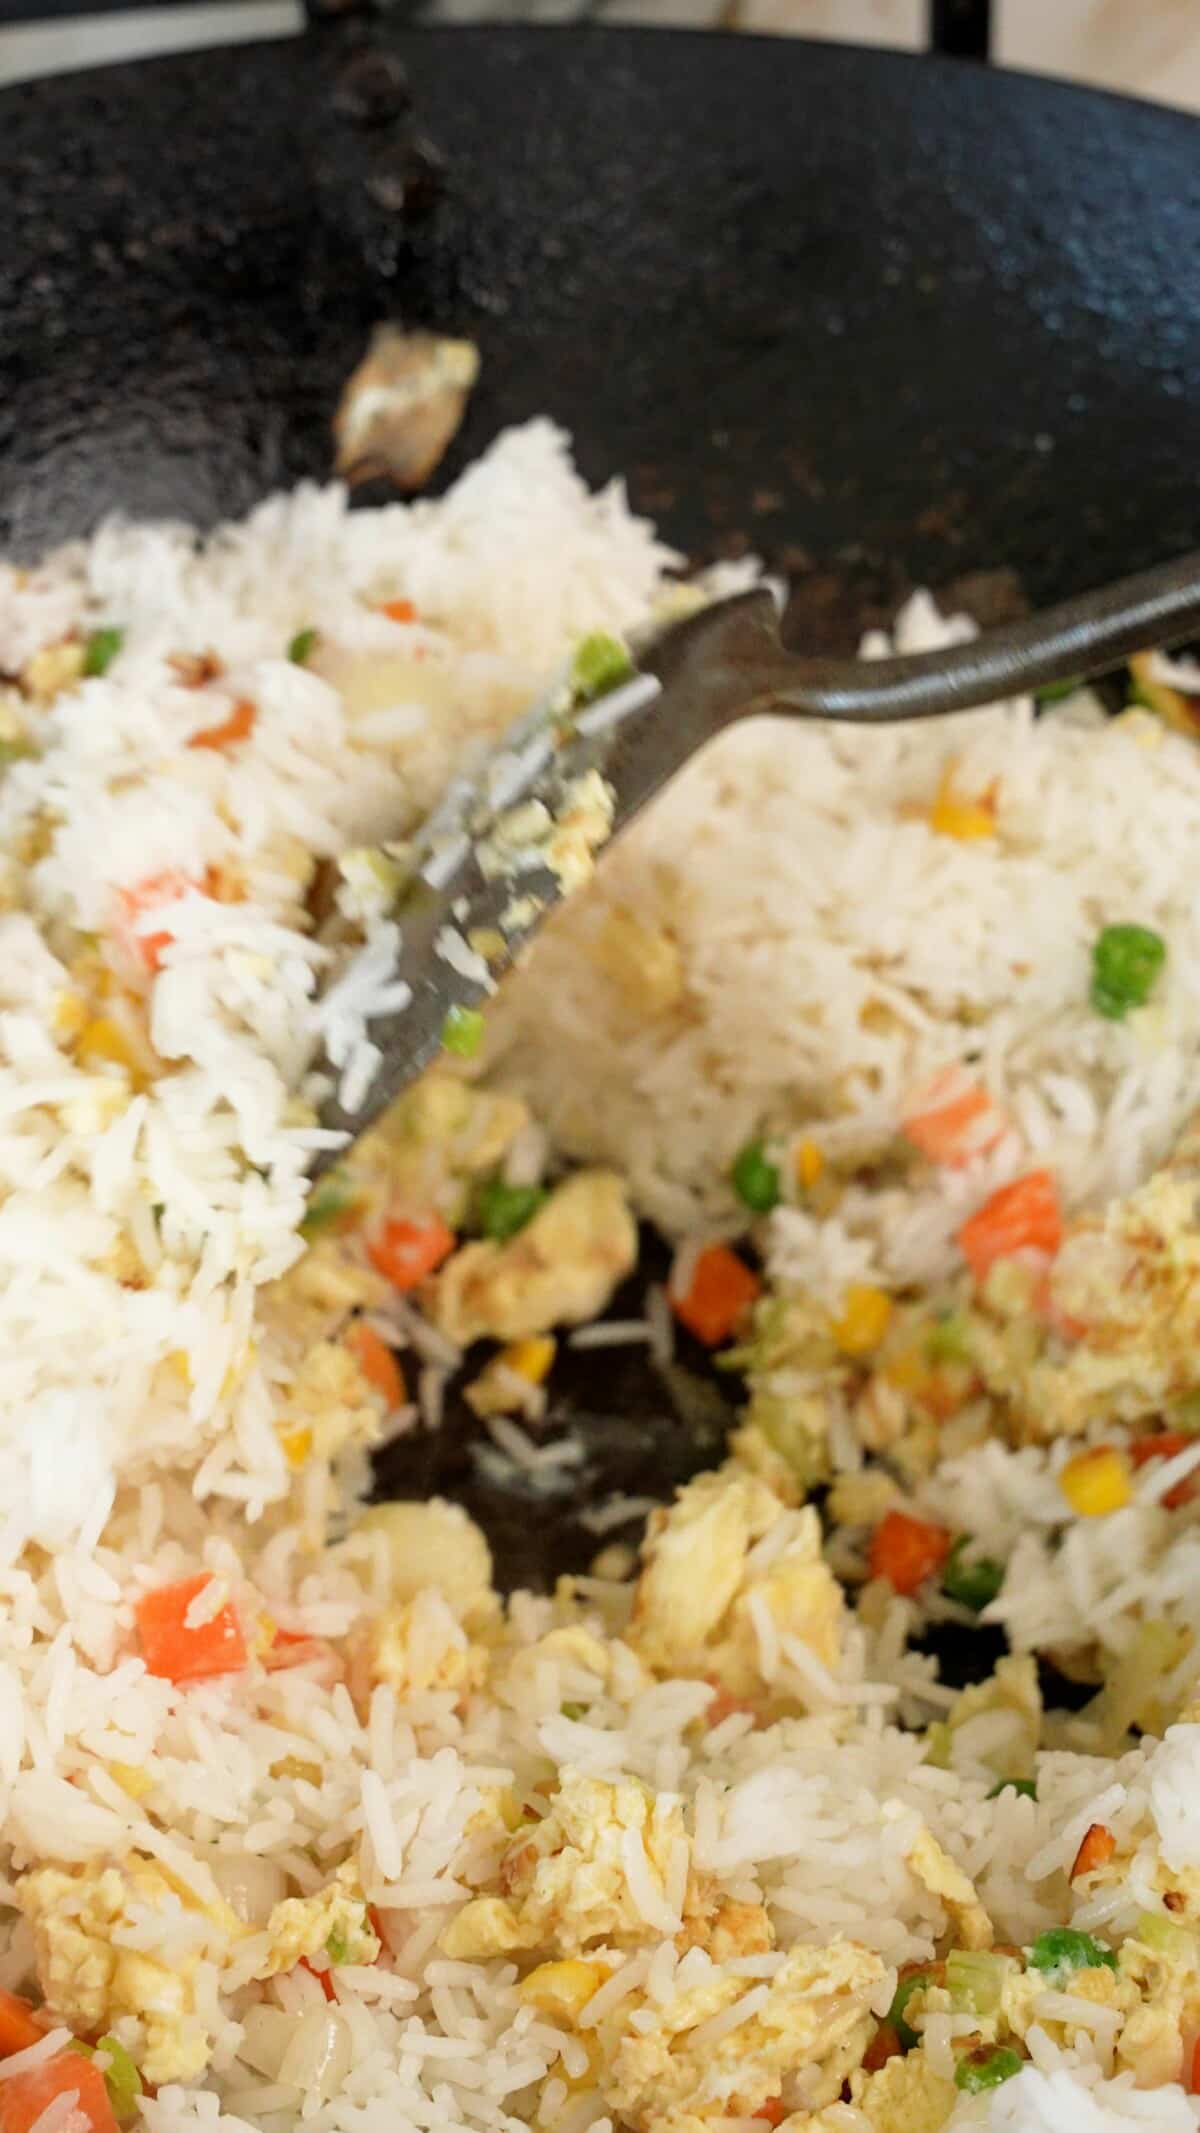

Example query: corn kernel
[1058,1445,1132,1518]
[517,1959,607,2023]
[252,1612,277,1659]
[502,1336,556,1386]
[280,1426,313,1470]
[832,1283,893,1357]
[107,1760,153,1799]
[77,1015,139,1076]
[883,1344,925,1394]
[930,766,995,842]
[794,1137,824,1190]
[52,990,88,1042]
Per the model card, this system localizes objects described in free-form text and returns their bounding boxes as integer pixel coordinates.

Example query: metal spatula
[316,549,1200,1159]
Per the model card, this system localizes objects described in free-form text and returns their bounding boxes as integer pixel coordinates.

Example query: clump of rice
[490,593,1200,1305]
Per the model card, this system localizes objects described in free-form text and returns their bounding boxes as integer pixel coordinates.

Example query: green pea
[731,1139,780,1214]
[941,1537,1004,1613]
[1028,1926,1117,1982]
[84,627,124,677]
[886,1972,929,2053]
[441,1004,485,1059]
[476,1176,547,1243]
[1090,922,1166,1020]
[572,632,633,702]
[289,627,320,665]
[954,2047,1023,2094]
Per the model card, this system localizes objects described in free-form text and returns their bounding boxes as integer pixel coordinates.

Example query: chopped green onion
[947,1950,1014,2019]
[325,1925,350,1964]
[288,627,320,665]
[1090,922,1166,1020]
[925,1313,970,1364]
[1027,1926,1117,1983]
[84,627,124,677]
[572,632,633,703]
[954,2047,1023,2095]
[560,1701,587,1721]
[1035,676,1082,704]
[941,1537,1004,1613]
[94,2037,143,2124]
[731,1139,780,1215]
[300,1169,361,1239]
[988,1776,1037,1801]
[475,1176,547,1243]
[887,1973,929,2053]
[441,1004,485,1059]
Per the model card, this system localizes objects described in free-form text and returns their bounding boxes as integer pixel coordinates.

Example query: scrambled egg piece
[596,1940,887,2127]
[16,1856,240,2084]
[905,1829,992,1952]
[441,1772,699,1959]
[277,1339,382,1464]
[851,2051,957,2133]
[629,1464,844,1704]
[353,1497,496,1627]
[374,1073,530,1216]
[927,1654,1042,1784]
[256,1860,380,1979]
[357,1592,489,1702]
[432,1170,637,1344]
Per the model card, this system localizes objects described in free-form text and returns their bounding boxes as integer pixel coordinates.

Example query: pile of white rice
[1,419,1200,2133]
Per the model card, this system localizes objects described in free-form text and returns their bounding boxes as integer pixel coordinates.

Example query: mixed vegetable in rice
[5,424,1200,2133]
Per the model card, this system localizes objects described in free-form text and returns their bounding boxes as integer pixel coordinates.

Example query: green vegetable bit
[300,1169,361,1239]
[947,1950,1013,2019]
[325,1925,350,1964]
[988,1776,1037,1801]
[442,1003,486,1059]
[572,631,633,703]
[731,1139,780,1215]
[95,2037,143,2124]
[941,1537,1004,1613]
[1027,1927,1117,1982]
[476,1176,547,1243]
[560,1701,587,1721]
[925,1313,970,1365]
[886,1972,929,2053]
[1035,676,1083,704]
[84,627,124,677]
[288,627,320,665]
[955,2047,1023,2095]
[1090,922,1167,1020]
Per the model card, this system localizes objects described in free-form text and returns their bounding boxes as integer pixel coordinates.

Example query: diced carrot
[346,1321,405,1408]
[0,1990,47,2058]
[958,1169,1063,1283]
[752,2100,786,2126]
[0,2053,118,2133]
[366,1214,455,1293]
[1190,2034,1200,2095]
[300,1956,338,2004]
[1129,1434,1199,1510]
[862,2023,902,2076]
[1070,1823,1116,1882]
[115,870,201,974]
[670,1244,761,1347]
[380,599,416,623]
[869,1509,953,1595]
[135,1572,247,1683]
[902,1066,1006,1168]
[188,697,256,752]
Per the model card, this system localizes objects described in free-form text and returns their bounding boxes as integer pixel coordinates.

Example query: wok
[2,24,1199,1601]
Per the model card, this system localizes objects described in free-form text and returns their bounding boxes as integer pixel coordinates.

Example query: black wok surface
[2,26,1200,1587]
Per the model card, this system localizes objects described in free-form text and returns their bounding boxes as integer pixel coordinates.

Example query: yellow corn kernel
[794,1137,824,1191]
[1058,1446,1132,1518]
[279,1426,313,1470]
[253,1612,277,1659]
[883,1344,926,1394]
[77,1015,139,1076]
[502,1336,556,1386]
[517,1959,607,2023]
[930,766,995,842]
[52,990,89,1042]
[832,1284,893,1358]
[107,1760,153,1800]
[164,1349,193,1388]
